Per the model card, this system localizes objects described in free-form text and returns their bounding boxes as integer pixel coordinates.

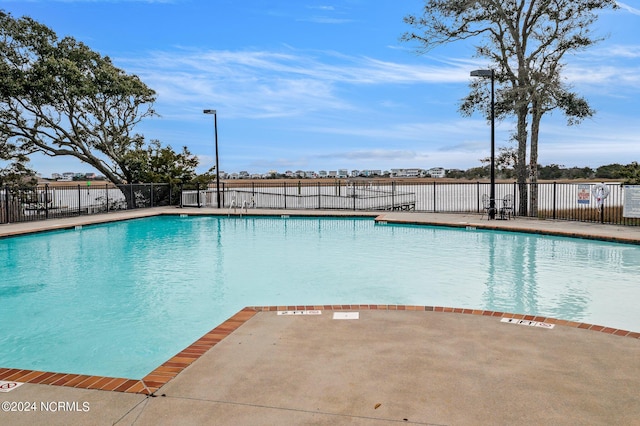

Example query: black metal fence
[181,180,640,226]
[3,180,637,226]
[1,183,174,224]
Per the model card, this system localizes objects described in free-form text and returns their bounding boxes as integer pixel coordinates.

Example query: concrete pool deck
[1,208,639,425]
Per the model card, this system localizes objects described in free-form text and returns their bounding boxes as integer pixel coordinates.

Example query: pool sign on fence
[577,184,590,205]
[623,185,640,218]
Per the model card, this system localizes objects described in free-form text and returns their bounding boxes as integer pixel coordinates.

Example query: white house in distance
[428,167,446,178]
[391,168,422,178]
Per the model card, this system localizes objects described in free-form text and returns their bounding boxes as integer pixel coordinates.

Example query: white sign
[500,318,555,329]
[623,185,640,218]
[333,312,359,320]
[277,310,321,316]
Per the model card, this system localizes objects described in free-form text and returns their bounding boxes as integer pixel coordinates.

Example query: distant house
[318,170,328,178]
[351,170,360,177]
[328,170,337,178]
[51,173,62,180]
[85,173,97,179]
[391,168,422,178]
[428,167,446,178]
[304,171,316,178]
[337,169,348,178]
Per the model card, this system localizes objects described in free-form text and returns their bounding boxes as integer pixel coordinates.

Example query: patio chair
[500,194,514,219]
[481,194,495,219]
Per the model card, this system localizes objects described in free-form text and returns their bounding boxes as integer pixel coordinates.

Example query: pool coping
[1,304,638,396]
[3,207,640,245]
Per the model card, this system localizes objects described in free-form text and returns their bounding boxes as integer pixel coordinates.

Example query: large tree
[403,0,617,215]
[0,11,157,206]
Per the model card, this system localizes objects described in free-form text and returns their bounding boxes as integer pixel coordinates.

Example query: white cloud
[116,47,481,123]
[616,2,640,16]
[113,43,640,172]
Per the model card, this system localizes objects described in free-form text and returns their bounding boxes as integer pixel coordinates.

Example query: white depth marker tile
[333,312,359,320]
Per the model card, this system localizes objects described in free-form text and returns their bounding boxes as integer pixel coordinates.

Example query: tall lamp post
[203,109,221,208]
[470,69,496,219]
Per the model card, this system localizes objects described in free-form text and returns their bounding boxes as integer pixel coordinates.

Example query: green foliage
[595,163,625,179]
[620,162,640,185]
[1,131,35,185]
[189,167,218,186]
[0,11,156,185]
[538,164,595,180]
[0,159,36,186]
[596,162,640,183]
[122,140,198,184]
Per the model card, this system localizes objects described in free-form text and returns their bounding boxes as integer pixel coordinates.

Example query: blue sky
[3,0,640,177]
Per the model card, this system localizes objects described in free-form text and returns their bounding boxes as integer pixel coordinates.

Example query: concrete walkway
[1,209,639,425]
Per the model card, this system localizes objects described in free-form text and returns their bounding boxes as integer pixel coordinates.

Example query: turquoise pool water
[1,216,639,379]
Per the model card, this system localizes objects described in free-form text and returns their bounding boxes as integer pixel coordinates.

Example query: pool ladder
[228,197,248,217]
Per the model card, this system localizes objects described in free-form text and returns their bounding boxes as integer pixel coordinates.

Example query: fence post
[318,182,321,209]
[4,185,9,224]
[106,184,109,212]
[353,184,356,211]
[150,183,154,208]
[283,181,287,209]
[44,184,49,219]
[196,182,201,207]
[77,184,81,216]
[392,181,396,210]
[130,185,134,210]
[552,182,557,220]
[433,181,437,212]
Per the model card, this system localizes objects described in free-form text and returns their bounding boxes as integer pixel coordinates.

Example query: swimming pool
[1,215,639,379]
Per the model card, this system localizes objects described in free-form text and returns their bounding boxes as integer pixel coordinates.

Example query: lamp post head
[203,109,217,115]
[470,69,493,78]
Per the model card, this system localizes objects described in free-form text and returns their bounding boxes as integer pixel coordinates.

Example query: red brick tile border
[1,305,637,395]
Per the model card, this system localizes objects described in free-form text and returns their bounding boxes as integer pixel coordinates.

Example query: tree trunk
[115,184,137,209]
[529,101,542,217]
[515,105,529,216]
